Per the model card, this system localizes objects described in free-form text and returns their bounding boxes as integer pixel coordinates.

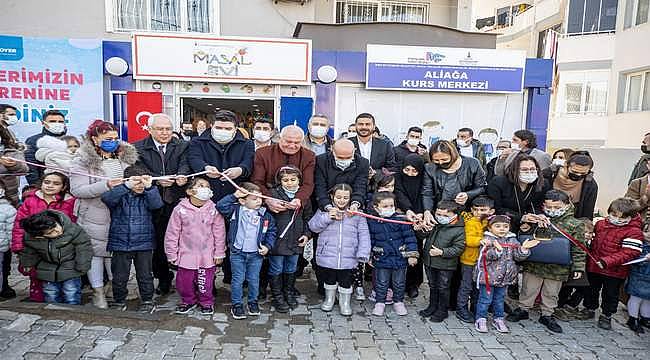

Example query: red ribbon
[549,222,598,263]
[479,242,521,294]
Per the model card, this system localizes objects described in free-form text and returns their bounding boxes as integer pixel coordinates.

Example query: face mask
[437,161,452,169]
[379,208,395,218]
[407,138,420,147]
[608,215,631,226]
[553,158,566,167]
[4,115,18,126]
[335,158,352,170]
[519,172,538,184]
[494,149,503,157]
[211,128,234,143]
[99,139,120,153]
[183,130,193,137]
[282,186,298,199]
[435,214,456,225]
[544,206,568,218]
[511,143,521,151]
[346,131,357,139]
[46,122,66,135]
[254,130,271,143]
[567,172,587,181]
[642,145,650,154]
[193,187,213,201]
[456,139,468,147]
[310,125,328,138]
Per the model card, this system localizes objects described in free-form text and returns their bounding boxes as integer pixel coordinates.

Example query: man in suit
[349,113,398,175]
[134,113,190,295]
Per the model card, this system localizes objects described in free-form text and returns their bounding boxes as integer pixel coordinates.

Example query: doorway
[181,97,276,132]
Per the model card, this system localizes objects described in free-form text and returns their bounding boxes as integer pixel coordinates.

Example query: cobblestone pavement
[0,260,648,360]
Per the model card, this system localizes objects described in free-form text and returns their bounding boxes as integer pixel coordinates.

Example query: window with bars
[109,0,213,33]
[624,70,650,112]
[563,79,609,114]
[335,1,429,24]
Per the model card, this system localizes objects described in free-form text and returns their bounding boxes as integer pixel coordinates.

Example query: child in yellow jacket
[456,196,494,323]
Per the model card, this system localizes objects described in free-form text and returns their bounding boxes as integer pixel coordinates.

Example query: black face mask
[642,145,650,154]
[568,172,587,181]
[183,130,193,136]
[437,161,452,169]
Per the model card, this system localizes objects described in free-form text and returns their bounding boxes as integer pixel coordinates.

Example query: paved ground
[0,259,648,360]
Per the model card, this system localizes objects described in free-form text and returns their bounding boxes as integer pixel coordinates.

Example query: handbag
[518,228,572,266]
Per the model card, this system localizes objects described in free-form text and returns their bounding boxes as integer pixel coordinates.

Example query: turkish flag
[126,91,163,143]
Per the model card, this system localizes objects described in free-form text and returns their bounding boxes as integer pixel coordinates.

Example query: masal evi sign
[366,44,526,93]
[133,33,311,85]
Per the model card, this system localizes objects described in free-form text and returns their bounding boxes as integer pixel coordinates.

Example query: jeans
[230,250,263,306]
[0,251,4,293]
[476,284,507,319]
[268,255,299,276]
[425,266,454,316]
[374,267,406,303]
[583,272,625,316]
[111,251,154,303]
[43,277,82,305]
[456,264,478,313]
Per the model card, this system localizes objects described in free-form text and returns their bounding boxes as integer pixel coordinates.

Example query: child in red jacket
[583,198,644,330]
[11,171,76,302]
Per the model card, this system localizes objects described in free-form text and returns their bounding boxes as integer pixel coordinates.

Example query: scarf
[396,154,425,213]
[553,166,583,205]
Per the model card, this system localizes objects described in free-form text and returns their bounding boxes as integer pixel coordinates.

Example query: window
[560,71,609,114]
[625,70,650,112]
[625,0,650,27]
[567,0,618,35]
[108,0,215,33]
[335,1,429,24]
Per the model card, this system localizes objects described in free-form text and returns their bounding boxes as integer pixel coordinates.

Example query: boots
[92,287,108,309]
[338,287,353,316]
[627,316,645,334]
[321,284,337,312]
[419,288,437,317]
[258,274,269,301]
[270,275,289,313]
[284,273,298,309]
[640,316,650,329]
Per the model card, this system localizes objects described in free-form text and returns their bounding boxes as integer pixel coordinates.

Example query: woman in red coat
[11,171,76,302]
[583,198,644,330]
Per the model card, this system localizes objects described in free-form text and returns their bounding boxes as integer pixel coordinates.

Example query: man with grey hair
[303,114,333,156]
[134,113,190,295]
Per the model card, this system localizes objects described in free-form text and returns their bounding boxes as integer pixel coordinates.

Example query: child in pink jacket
[165,177,226,315]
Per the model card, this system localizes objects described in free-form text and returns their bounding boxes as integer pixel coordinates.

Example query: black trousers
[111,251,154,303]
[405,233,425,291]
[152,204,174,287]
[583,272,624,317]
[2,251,11,289]
[448,263,462,310]
[321,268,354,288]
[425,266,454,315]
[558,285,585,308]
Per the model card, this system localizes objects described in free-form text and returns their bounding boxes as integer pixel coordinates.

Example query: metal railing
[335,0,429,24]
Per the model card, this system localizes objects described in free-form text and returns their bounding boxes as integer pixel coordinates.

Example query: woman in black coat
[542,151,597,220]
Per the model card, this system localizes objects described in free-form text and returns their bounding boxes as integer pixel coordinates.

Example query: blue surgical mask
[283,186,298,199]
[99,139,120,153]
[379,208,395,218]
[608,215,631,226]
[435,214,456,225]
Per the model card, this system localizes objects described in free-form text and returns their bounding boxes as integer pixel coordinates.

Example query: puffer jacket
[69,138,138,257]
[422,216,466,270]
[523,206,587,281]
[367,216,418,269]
[475,231,530,287]
[11,190,77,253]
[308,209,371,270]
[586,216,644,279]
[19,211,93,282]
[460,212,486,266]
[216,194,276,251]
[422,156,486,211]
[101,184,163,252]
[0,148,29,207]
[165,198,226,269]
[268,187,312,256]
[0,198,16,252]
[626,243,650,300]
[35,135,74,173]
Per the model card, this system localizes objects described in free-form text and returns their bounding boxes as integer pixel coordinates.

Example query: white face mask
[407,138,420,147]
[254,130,271,143]
[552,158,566,167]
[379,208,395,218]
[456,139,469,147]
[519,172,538,184]
[511,142,521,151]
[346,131,357,139]
[310,125,328,138]
[46,122,66,135]
[335,158,352,170]
[211,128,234,143]
[4,115,18,126]
[193,187,213,201]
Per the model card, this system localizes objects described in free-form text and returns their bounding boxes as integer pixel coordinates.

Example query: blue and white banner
[366,44,526,94]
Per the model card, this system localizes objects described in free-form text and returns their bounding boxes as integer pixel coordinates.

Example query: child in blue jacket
[367,192,418,317]
[217,182,277,320]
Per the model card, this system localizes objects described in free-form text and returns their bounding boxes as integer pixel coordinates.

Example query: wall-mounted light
[317,65,338,83]
[105,57,128,76]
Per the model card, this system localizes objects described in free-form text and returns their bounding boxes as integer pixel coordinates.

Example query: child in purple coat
[308,183,371,316]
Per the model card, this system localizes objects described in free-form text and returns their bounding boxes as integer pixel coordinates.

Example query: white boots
[320,284,353,316]
[93,287,108,309]
[321,284,337,311]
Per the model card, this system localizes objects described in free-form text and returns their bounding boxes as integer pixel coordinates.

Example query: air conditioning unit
[274,0,310,5]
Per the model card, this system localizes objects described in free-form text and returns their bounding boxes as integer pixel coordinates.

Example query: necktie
[158,145,166,175]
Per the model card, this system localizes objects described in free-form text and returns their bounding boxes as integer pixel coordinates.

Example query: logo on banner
[193,44,252,77]
[425,52,445,63]
[0,35,24,61]
[459,52,479,65]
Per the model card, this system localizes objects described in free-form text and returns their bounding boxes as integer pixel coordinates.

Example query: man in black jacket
[394,126,430,166]
[350,113,397,174]
[134,113,190,295]
[24,109,68,185]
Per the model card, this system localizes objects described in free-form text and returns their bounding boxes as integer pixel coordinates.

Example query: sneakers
[539,315,563,333]
[429,311,448,323]
[368,290,376,303]
[575,308,595,320]
[231,304,247,320]
[248,302,261,316]
[493,318,510,333]
[506,308,529,322]
[372,302,385,316]
[109,301,127,312]
[553,306,574,322]
[393,302,408,316]
[475,318,488,333]
[355,286,366,301]
[137,301,156,314]
[456,308,475,323]
[597,315,612,330]
[175,303,196,315]
[199,305,214,316]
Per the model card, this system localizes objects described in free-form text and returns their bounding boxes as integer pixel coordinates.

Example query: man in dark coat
[350,113,397,174]
[24,109,68,185]
[134,113,190,295]
[394,126,430,166]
